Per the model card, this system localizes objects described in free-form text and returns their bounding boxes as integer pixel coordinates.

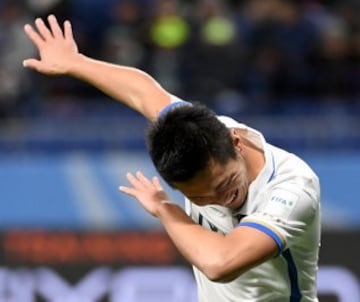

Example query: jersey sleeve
[238,178,320,254]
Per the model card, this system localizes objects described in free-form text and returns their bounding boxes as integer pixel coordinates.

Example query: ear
[230,128,243,153]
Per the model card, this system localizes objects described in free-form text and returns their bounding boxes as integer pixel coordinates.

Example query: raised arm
[23,14,171,121]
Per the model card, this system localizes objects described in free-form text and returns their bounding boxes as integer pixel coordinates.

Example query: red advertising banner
[0,230,359,302]
[1,230,181,267]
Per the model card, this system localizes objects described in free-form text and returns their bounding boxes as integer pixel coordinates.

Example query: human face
[173,156,249,211]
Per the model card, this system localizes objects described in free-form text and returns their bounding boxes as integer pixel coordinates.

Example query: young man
[23,15,321,302]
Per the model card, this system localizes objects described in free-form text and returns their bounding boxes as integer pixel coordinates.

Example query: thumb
[23,59,43,71]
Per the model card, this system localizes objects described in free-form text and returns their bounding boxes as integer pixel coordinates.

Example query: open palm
[23,14,79,75]
[119,171,171,217]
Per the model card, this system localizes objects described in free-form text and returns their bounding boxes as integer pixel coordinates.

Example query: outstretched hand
[23,14,79,75]
[119,171,172,217]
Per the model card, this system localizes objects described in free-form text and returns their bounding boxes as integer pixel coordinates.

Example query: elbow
[201,259,244,283]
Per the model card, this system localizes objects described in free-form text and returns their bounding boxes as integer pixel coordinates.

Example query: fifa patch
[264,189,299,219]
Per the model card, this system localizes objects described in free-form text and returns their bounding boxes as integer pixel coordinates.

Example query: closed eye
[216,174,238,195]
[215,173,236,192]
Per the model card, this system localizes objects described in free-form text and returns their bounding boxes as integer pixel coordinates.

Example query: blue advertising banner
[0,151,359,230]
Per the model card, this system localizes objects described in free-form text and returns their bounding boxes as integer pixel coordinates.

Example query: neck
[242,138,265,184]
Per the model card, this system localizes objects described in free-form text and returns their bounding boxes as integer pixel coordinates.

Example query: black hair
[146,103,237,185]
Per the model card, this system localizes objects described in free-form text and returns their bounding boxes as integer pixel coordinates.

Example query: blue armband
[158,100,192,119]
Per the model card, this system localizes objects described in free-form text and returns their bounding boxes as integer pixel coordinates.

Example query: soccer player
[23,15,321,302]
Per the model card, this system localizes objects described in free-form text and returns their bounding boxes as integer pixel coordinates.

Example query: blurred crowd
[0,0,359,119]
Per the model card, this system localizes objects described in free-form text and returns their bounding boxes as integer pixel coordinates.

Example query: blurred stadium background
[0,0,359,301]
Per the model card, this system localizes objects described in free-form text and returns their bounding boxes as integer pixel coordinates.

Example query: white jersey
[185,116,321,302]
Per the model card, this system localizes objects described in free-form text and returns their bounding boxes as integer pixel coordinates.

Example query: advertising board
[0,230,358,301]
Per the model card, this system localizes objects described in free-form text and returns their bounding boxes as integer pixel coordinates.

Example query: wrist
[160,200,175,206]
[66,53,87,76]
[156,200,179,218]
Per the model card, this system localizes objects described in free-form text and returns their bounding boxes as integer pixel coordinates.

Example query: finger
[64,20,74,42]
[152,176,163,191]
[118,185,137,197]
[126,172,142,189]
[48,15,63,39]
[35,17,53,41]
[136,171,153,187]
[24,24,45,49]
[23,58,42,71]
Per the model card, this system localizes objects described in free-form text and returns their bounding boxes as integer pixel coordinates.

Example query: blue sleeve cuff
[239,221,285,253]
[158,100,192,118]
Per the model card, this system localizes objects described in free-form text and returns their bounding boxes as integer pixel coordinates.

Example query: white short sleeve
[238,177,320,253]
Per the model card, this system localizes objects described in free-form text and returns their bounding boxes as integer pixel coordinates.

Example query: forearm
[156,202,277,282]
[157,202,230,280]
[67,54,171,120]
[120,172,277,282]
